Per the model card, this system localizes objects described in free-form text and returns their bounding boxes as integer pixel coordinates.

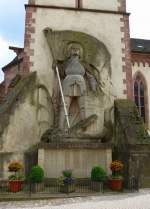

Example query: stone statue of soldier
[59,44,87,129]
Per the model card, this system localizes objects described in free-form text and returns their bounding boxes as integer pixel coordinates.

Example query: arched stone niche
[44,29,114,140]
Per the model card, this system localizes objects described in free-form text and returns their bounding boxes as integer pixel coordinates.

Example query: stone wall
[114,99,150,188]
[38,146,112,178]
[129,145,150,188]
[0,73,53,178]
[82,0,120,11]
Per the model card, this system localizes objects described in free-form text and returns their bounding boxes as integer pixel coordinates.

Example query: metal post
[55,66,70,129]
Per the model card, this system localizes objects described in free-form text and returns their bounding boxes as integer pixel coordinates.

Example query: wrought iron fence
[128,176,139,192]
[0,177,140,199]
[0,180,104,198]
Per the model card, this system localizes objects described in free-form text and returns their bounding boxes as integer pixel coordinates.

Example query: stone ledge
[38,142,112,150]
[128,144,150,152]
[25,4,130,16]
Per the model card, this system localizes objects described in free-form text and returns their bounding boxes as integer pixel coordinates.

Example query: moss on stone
[35,84,53,110]
[8,74,21,88]
[70,114,98,132]
[114,99,150,145]
[0,72,36,144]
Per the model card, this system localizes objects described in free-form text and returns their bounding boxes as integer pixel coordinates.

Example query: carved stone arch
[44,29,114,133]
[133,71,149,127]
[44,29,111,74]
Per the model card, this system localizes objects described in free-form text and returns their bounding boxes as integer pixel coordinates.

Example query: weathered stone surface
[41,128,64,143]
[114,99,150,188]
[0,72,36,147]
[38,146,112,178]
[0,71,55,178]
[114,99,149,145]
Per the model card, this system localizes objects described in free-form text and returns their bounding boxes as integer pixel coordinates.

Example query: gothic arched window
[134,73,147,123]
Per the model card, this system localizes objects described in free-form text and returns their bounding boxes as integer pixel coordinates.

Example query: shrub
[91,166,107,182]
[29,166,44,183]
[62,169,72,178]
[58,169,74,186]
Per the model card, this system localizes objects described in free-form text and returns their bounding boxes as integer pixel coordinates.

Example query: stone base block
[38,142,112,178]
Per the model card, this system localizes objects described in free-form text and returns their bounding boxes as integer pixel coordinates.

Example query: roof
[9,46,23,55]
[2,56,23,72]
[131,38,150,53]
[2,46,24,72]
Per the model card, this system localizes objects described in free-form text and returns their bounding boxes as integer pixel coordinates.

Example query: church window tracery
[134,73,148,123]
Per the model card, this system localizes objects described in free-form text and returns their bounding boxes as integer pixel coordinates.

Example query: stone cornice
[25,4,130,16]
[131,52,150,66]
[38,142,112,149]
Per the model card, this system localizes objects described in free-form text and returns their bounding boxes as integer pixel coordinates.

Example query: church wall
[28,7,127,99]
[23,5,54,96]
[82,0,120,11]
[132,62,150,130]
[30,0,124,12]
[34,0,75,7]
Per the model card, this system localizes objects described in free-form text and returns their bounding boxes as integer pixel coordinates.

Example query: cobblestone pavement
[0,189,150,209]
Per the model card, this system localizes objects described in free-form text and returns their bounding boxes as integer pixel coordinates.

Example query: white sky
[127,0,150,39]
[0,0,150,82]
